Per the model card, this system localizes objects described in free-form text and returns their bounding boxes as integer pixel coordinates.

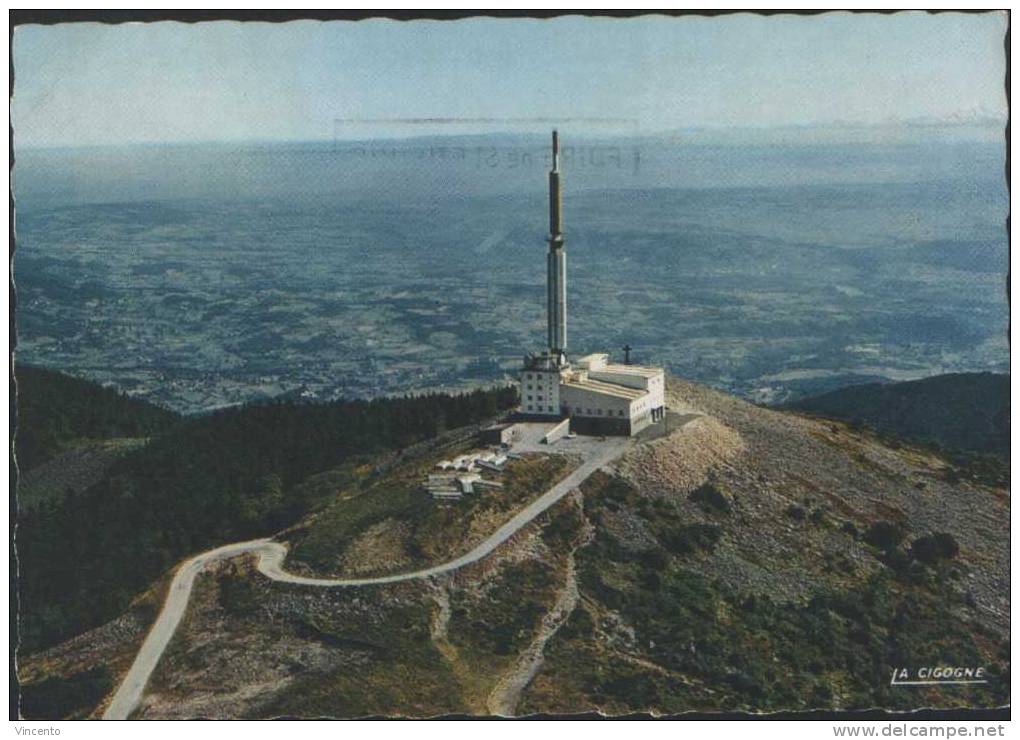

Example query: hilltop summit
[20,375,1008,717]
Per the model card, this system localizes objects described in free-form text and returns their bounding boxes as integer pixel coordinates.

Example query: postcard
[10,10,1010,723]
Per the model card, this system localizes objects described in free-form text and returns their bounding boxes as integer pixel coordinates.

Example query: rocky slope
[18,377,1010,717]
[521,379,1008,714]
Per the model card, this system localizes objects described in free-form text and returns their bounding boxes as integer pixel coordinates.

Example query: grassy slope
[112,431,582,718]
[284,451,573,578]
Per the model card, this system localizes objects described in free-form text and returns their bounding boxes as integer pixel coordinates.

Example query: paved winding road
[103,437,630,720]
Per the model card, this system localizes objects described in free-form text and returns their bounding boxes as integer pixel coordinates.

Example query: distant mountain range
[783,372,1009,459]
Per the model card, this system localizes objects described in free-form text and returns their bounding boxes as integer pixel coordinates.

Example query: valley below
[13,136,1009,412]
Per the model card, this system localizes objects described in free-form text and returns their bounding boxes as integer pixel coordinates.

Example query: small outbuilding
[481,422,520,446]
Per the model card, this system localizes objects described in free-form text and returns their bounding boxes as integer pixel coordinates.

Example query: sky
[12,12,1008,148]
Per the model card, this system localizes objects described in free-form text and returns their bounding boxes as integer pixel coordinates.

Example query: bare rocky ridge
[652,380,1008,621]
[518,380,1008,714]
[619,414,746,500]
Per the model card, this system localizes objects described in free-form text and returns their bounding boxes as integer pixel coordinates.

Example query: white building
[519,364,563,417]
[520,353,665,436]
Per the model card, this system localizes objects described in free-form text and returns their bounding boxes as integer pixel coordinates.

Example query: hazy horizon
[13,117,1007,154]
[12,13,1007,149]
[11,13,1009,412]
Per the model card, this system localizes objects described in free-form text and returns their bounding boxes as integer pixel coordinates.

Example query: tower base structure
[516,131,665,438]
[517,352,665,437]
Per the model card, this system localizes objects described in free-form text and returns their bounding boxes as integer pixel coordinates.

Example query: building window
[548,406,554,412]
[618,410,624,416]
[597,409,603,415]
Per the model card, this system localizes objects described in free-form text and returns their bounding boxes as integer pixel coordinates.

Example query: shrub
[541,506,578,548]
[910,532,960,565]
[726,670,761,697]
[602,475,638,506]
[558,605,595,640]
[659,523,723,556]
[601,673,661,710]
[20,666,112,720]
[863,521,905,552]
[689,482,732,513]
[841,521,858,538]
[638,547,669,572]
[880,547,912,574]
[810,683,834,705]
[639,568,661,591]
[218,571,260,616]
[785,505,806,521]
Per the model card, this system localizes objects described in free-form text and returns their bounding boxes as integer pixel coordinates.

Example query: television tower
[547,130,567,366]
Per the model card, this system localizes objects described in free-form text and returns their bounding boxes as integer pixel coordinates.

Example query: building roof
[482,422,512,431]
[600,363,664,378]
[562,376,647,401]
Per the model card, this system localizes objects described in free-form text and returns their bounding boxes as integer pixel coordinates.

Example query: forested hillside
[14,365,180,471]
[17,380,517,653]
[784,373,1009,458]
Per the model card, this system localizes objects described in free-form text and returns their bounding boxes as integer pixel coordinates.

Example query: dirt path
[485,551,580,716]
[485,492,594,717]
[427,578,463,677]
